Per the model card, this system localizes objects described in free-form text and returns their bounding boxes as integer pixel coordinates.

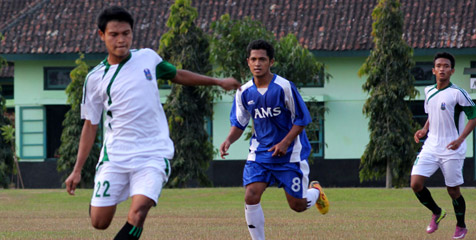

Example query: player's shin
[452,195,466,228]
[245,203,265,240]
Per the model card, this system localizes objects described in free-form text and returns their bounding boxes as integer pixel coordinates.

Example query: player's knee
[128,208,149,226]
[244,195,260,205]
[289,201,307,212]
[447,188,461,199]
[91,219,111,230]
[410,182,423,192]
[244,189,262,205]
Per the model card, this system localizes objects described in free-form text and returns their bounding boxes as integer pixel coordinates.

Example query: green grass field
[0,187,475,239]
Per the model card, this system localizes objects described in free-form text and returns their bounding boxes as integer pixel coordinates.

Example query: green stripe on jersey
[426,82,453,104]
[106,53,131,105]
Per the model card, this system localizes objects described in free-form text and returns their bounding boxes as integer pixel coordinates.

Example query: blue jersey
[230,74,312,163]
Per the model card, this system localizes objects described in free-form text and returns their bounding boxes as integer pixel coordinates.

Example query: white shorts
[411,153,464,187]
[91,158,171,207]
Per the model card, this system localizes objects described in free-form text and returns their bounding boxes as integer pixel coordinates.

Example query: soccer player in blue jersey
[412,52,475,239]
[64,6,240,240]
[220,39,329,240]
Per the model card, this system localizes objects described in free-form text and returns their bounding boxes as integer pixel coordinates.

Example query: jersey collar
[102,51,132,67]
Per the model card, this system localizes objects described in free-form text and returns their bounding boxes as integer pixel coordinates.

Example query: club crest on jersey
[144,68,152,80]
[441,102,446,110]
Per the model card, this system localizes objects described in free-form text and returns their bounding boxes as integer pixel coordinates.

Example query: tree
[0,50,14,188]
[57,54,100,188]
[358,0,419,188]
[209,14,276,83]
[159,0,215,187]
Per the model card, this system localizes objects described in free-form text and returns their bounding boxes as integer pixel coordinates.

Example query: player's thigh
[411,153,439,178]
[440,158,464,187]
[274,161,310,200]
[130,159,171,205]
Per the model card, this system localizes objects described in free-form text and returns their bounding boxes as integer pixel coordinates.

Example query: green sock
[114,221,143,240]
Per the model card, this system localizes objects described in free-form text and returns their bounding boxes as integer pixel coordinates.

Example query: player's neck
[436,78,451,89]
[107,52,131,65]
[253,72,274,88]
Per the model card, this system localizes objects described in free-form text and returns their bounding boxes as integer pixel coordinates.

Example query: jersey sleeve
[230,90,250,130]
[456,88,476,119]
[81,73,104,125]
[288,82,312,126]
[156,61,177,80]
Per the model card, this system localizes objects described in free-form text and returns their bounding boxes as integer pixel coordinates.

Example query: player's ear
[98,29,105,41]
[270,58,275,67]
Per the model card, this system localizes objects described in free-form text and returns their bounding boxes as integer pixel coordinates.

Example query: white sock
[245,203,265,240]
[306,188,320,209]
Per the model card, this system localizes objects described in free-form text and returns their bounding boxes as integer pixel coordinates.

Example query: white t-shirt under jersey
[81,48,175,168]
[421,83,476,158]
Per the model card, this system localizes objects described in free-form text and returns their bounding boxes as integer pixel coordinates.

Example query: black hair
[97,6,134,32]
[434,52,455,69]
[247,40,274,60]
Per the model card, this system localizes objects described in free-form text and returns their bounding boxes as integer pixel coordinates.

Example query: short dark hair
[97,6,134,32]
[247,40,274,60]
[434,52,455,69]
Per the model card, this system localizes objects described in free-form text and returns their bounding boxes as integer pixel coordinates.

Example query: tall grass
[0,187,474,239]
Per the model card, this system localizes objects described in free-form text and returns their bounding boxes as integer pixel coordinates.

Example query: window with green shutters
[19,106,46,160]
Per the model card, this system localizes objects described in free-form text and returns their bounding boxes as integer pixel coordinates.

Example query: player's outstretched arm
[65,120,98,195]
[220,126,244,159]
[447,118,476,150]
[171,69,241,90]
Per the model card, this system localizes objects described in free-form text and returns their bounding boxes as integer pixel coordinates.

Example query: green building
[1,0,476,187]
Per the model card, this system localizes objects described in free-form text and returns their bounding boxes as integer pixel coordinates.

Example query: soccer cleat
[453,226,468,239]
[426,208,446,234]
[309,181,329,215]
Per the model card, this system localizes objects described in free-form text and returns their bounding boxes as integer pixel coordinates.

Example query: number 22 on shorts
[95,180,111,197]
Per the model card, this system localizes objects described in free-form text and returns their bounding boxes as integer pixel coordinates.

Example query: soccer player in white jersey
[220,40,329,240]
[412,52,476,239]
[64,6,240,240]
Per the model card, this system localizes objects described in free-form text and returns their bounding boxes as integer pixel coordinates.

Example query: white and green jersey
[421,82,476,158]
[81,48,177,167]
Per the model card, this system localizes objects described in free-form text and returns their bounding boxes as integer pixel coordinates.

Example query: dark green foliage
[358,0,419,187]
[274,34,331,87]
[57,55,100,188]
[0,55,14,188]
[159,0,214,187]
[209,14,276,83]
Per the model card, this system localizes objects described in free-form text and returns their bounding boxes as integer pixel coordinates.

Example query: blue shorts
[243,161,310,199]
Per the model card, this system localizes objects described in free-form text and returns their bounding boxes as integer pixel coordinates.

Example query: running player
[412,52,476,239]
[219,39,329,240]
[64,6,240,240]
